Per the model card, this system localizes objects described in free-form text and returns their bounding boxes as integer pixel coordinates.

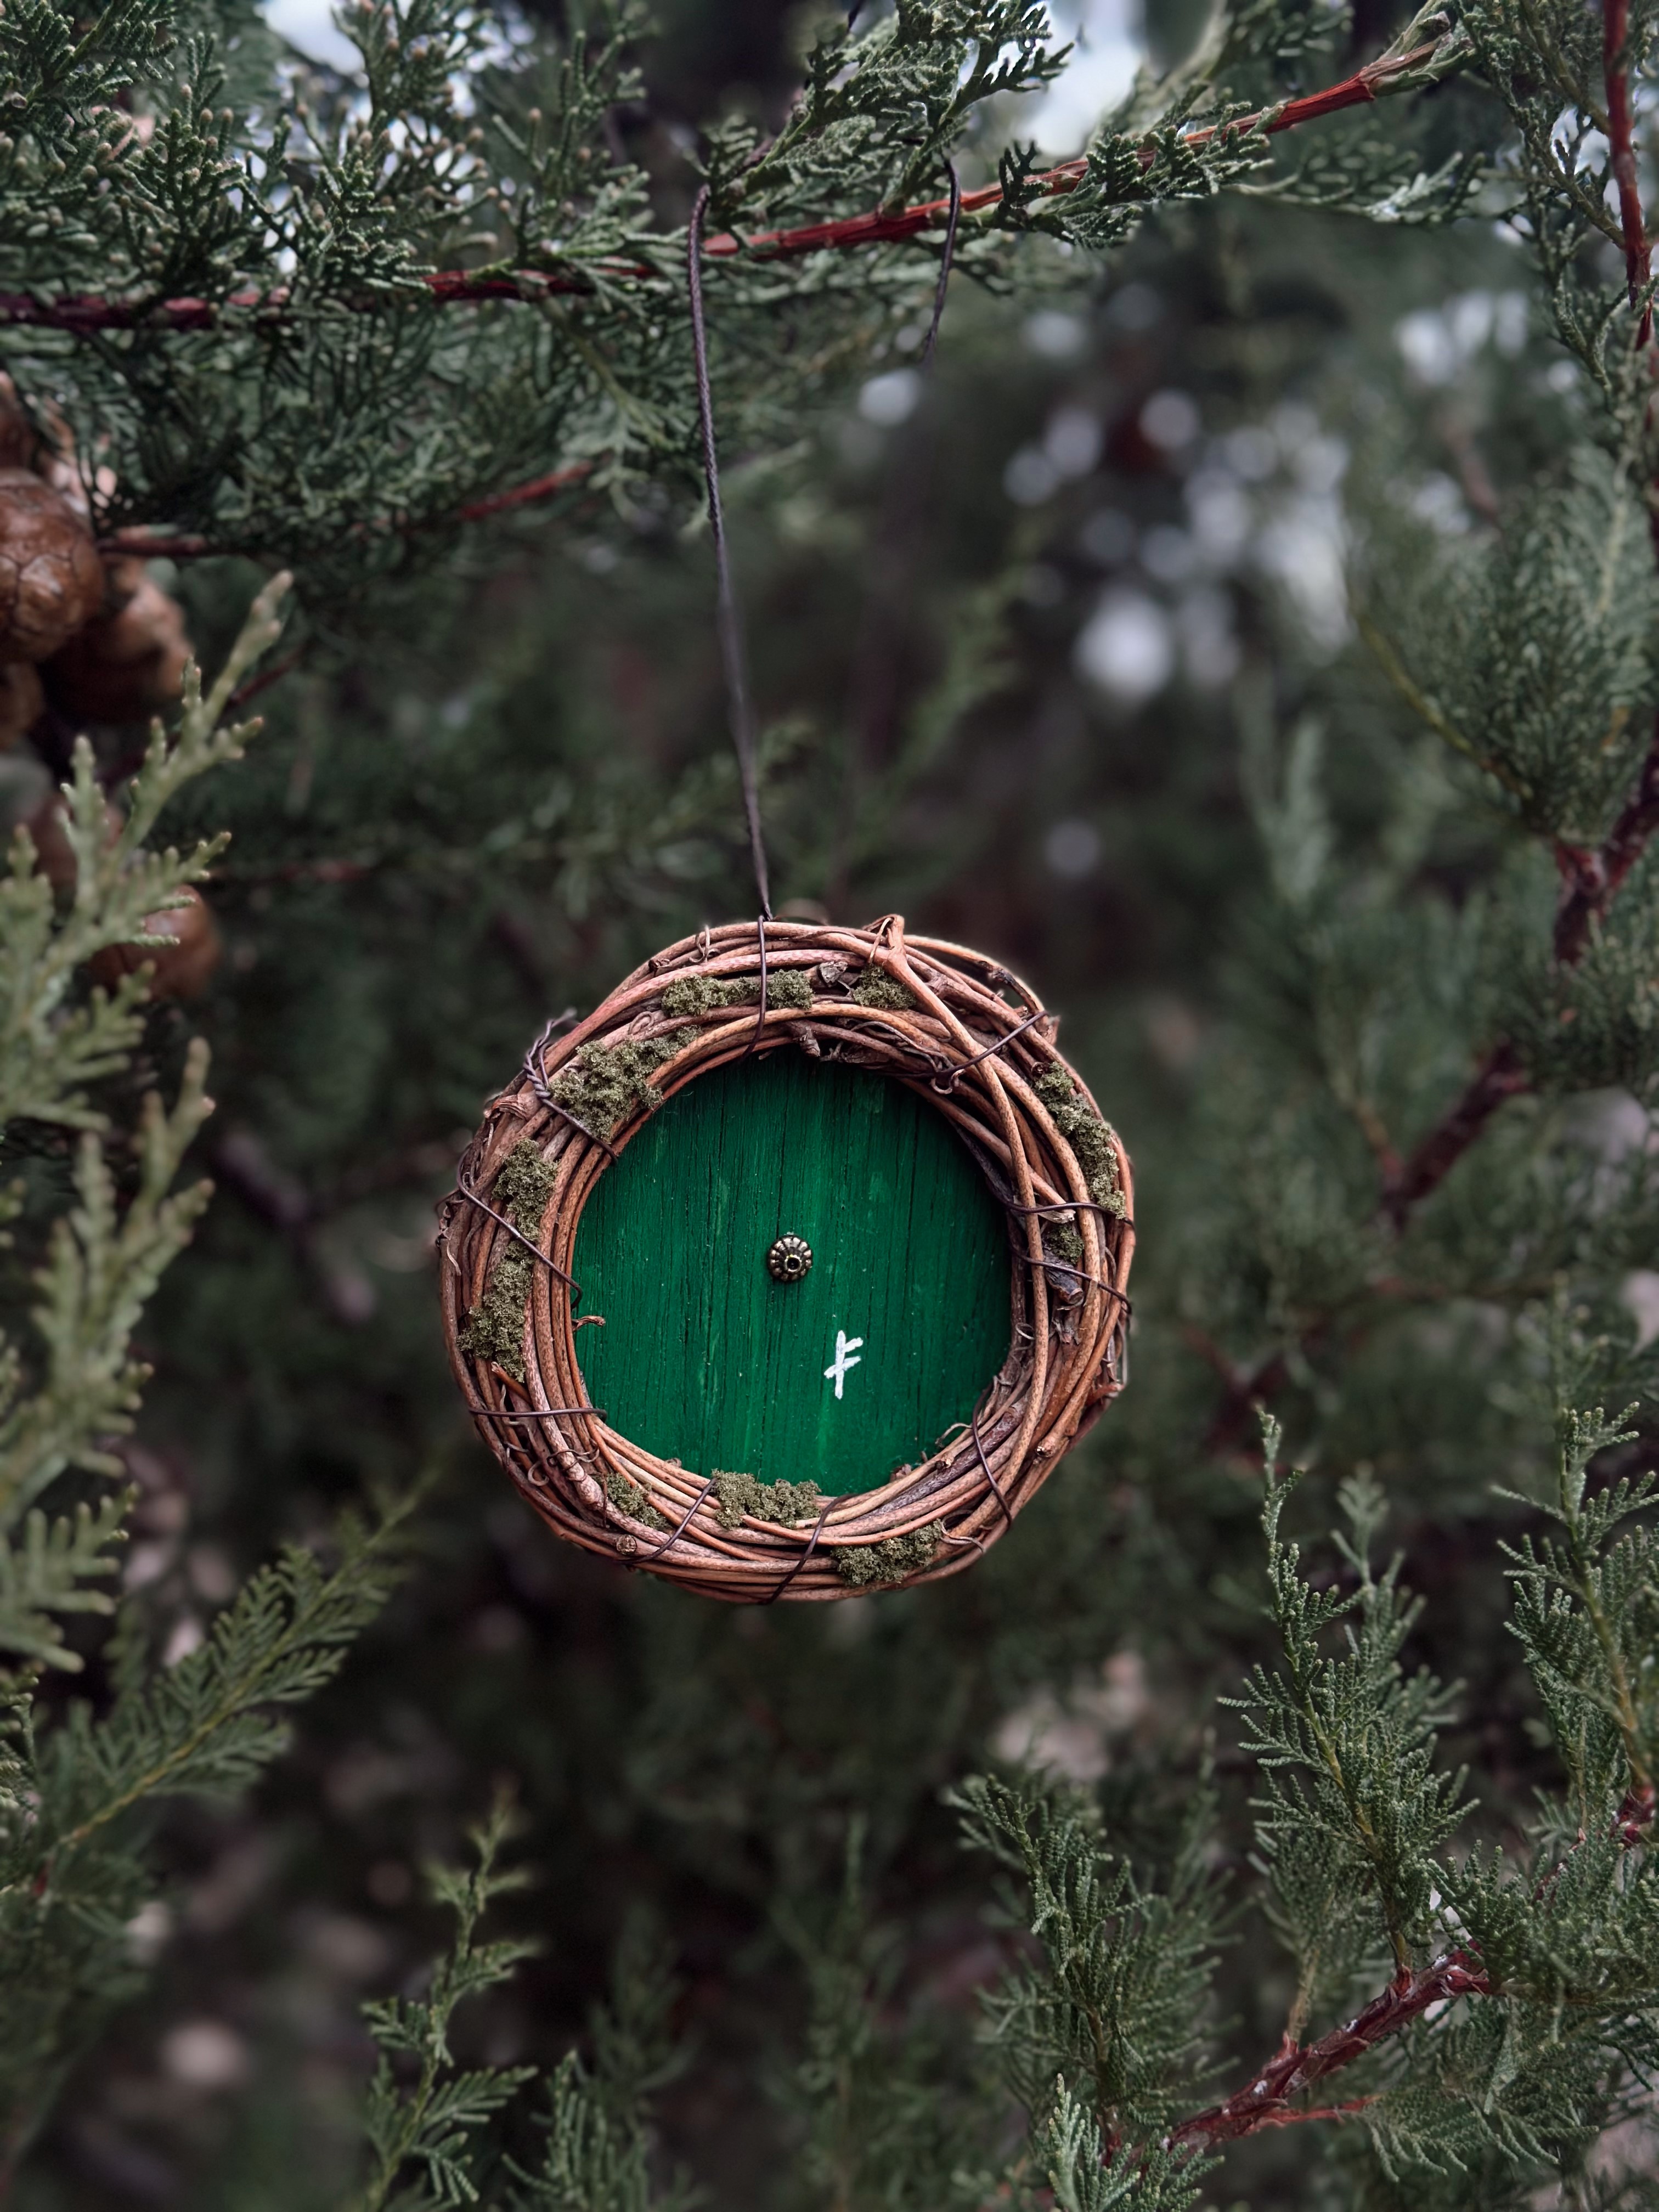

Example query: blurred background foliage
[13,0,1652,2202]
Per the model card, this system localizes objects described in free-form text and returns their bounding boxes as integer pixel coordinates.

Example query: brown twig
[1604,0,1653,346]
[1553,736,1659,961]
[1165,1956,1490,2149]
[1378,1041,1529,1231]
[99,458,599,565]
[0,37,1455,339]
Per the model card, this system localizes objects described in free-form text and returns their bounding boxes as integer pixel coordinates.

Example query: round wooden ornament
[439,915,1135,1601]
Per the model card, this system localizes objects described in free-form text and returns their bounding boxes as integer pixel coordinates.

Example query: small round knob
[767,1233,812,1284]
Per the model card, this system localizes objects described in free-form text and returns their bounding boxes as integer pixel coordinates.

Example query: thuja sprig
[1499,1405,1657,1831]
[353,1798,539,2212]
[0,1486,422,2172]
[1231,1419,1466,1978]
[0,570,290,1136]
[0,577,290,1669]
[961,1409,1659,2187]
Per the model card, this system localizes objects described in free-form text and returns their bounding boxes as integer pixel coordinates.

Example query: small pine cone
[0,661,44,749]
[89,885,222,1000]
[0,375,90,515]
[0,467,104,663]
[0,377,43,474]
[42,557,192,722]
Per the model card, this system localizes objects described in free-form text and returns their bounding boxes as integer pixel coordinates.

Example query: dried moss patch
[850,968,916,1013]
[494,1137,558,1232]
[712,1469,822,1530]
[660,970,812,1017]
[1034,1065,1127,1215]
[1043,1217,1084,1263]
[458,1246,534,1379]
[459,1138,560,1381]
[834,1522,942,1588]
[550,1032,687,1141]
[606,1470,669,1532]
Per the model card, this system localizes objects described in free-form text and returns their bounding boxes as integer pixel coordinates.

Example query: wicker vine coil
[439,916,1135,1601]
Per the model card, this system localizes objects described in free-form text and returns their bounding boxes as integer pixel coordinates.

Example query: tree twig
[1552,733,1659,960]
[1378,1041,1529,1231]
[1603,0,1652,346]
[0,36,1457,338]
[99,460,600,563]
[1165,1956,1491,2148]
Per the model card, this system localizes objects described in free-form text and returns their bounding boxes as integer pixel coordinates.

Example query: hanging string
[919,160,963,373]
[687,183,772,921]
[687,155,962,926]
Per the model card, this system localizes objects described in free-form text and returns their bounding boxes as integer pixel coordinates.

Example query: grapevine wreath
[440,913,1134,1602]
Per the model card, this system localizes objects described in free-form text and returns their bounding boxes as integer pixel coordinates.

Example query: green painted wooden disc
[572,1050,1011,1497]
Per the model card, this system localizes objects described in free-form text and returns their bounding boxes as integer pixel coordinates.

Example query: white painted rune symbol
[824,1330,865,1400]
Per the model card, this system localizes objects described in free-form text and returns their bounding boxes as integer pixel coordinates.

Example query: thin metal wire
[688,184,772,921]
[1005,1199,1132,1223]
[454,1180,580,1291]
[970,1401,1014,1531]
[929,1005,1047,1093]
[642,1474,718,1564]
[765,1497,834,1603]
[523,1009,578,1099]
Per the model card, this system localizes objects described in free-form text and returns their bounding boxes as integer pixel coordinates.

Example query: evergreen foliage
[2,0,1659,2202]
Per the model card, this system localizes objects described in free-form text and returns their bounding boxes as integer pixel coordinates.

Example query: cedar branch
[1374,0,1659,1222]
[1604,0,1652,346]
[1165,1956,1490,2148]
[0,35,1457,338]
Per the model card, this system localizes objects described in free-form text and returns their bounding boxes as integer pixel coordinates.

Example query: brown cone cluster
[44,557,192,721]
[0,466,105,665]
[0,380,219,998]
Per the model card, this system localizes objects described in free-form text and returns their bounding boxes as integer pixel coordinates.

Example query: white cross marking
[824,1330,865,1400]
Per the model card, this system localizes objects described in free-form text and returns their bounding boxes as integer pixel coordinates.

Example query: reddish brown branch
[1166,1956,1491,2149]
[0,37,1451,337]
[97,531,213,558]
[451,458,595,523]
[1379,1041,1529,1231]
[1604,0,1653,346]
[99,457,598,565]
[1553,732,1659,961]
[1386,713,1659,1224]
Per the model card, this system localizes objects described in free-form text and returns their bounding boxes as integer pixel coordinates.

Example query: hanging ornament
[439,916,1133,1601]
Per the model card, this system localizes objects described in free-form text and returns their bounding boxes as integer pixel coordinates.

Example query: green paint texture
[573,1051,1011,1496]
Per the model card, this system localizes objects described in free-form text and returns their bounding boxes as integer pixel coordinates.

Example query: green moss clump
[458,1246,534,1380]
[459,1138,560,1381]
[551,1032,686,1140]
[712,1469,822,1530]
[494,1137,558,1232]
[766,969,813,1011]
[1043,1217,1084,1263]
[1033,1065,1127,1215]
[850,968,916,1013]
[660,970,812,1017]
[606,1470,669,1532]
[834,1522,943,1588]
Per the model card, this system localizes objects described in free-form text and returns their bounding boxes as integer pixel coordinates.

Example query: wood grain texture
[572,1049,1011,1496]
